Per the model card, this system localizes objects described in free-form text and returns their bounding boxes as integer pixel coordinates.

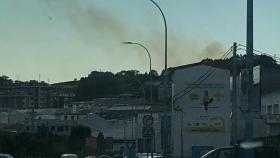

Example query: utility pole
[232,42,237,145]
[180,110,184,158]
[245,0,254,158]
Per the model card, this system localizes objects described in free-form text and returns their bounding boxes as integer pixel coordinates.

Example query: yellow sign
[185,116,225,133]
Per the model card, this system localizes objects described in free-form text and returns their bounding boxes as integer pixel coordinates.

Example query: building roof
[168,61,228,72]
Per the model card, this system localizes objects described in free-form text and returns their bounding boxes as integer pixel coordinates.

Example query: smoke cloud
[44,0,226,71]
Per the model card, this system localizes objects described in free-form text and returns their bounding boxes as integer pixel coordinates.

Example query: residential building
[0,80,77,109]
[0,80,53,109]
[51,81,77,108]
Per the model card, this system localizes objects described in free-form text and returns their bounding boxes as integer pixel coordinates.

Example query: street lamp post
[149,0,167,72]
[147,2,169,155]
[123,42,153,103]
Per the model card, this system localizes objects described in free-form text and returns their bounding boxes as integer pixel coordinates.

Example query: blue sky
[0,0,279,83]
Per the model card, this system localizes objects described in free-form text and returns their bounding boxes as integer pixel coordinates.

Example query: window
[71,115,74,120]
[51,126,55,131]
[267,105,273,114]
[64,115,67,120]
[273,104,279,114]
[57,126,63,132]
[77,115,79,120]
[65,126,69,131]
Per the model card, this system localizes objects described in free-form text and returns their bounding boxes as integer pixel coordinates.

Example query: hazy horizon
[1,0,279,83]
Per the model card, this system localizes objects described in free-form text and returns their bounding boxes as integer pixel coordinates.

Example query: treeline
[1,54,280,101]
[202,54,280,94]
[75,70,160,101]
[202,54,280,72]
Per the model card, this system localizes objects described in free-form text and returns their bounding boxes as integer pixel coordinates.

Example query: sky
[0,0,279,83]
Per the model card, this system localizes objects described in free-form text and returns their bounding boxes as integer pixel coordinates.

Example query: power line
[238,44,280,61]
[173,47,233,102]
[174,47,233,98]
[237,45,280,63]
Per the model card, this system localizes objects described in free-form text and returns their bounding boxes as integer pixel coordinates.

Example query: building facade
[261,92,280,136]
[170,63,231,158]
[0,81,53,109]
[0,80,77,110]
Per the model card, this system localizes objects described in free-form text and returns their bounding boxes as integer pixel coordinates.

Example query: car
[61,154,78,158]
[98,155,112,158]
[112,154,125,158]
[84,156,98,158]
[0,154,13,158]
[201,146,280,158]
[136,153,163,158]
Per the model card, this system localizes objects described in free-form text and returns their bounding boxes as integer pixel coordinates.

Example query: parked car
[112,154,125,158]
[0,154,13,158]
[84,156,98,158]
[61,154,78,158]
[201,146,280,158]
[98,155,112,158]
[136,153,163,158]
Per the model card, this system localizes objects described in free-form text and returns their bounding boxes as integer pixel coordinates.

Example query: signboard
[138,113,159,124]
[266,114,280,124]
[182,83,227,133]
[185,116,225,133]
[143,115,153,126]
[142,126,154,138]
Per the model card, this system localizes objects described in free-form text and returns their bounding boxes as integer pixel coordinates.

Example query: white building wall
[172,65,231,158]
[260,93,280,136]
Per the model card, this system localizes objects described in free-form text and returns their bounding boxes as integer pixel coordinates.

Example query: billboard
[183,83,228,133]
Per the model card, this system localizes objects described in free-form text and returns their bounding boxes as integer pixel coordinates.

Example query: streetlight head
[123,41,133,44]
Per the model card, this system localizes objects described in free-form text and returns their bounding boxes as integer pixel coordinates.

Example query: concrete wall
[171,65,231,158]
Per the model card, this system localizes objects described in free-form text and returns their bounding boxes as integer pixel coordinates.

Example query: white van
[61,154,78,158]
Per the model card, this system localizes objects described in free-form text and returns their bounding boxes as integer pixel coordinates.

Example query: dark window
[64,115,67,120]
[51,126,55,131]
[65,126,69,131]
[71,115,74,120]
[77,115,79,120]
[57,126,63,132]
